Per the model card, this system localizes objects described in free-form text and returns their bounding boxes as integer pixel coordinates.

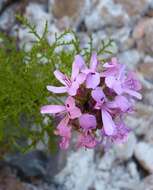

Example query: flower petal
[124,89,142,99]
[105,76,116,88]
[103,57,118,68]
[86,72,100,89]
[101,109,115,136]
[69,107,82,119]
[79,114,97,130]
[47,85,67,93]
[67,82,79,96]
[71,55,85,80]
[59,137,70,149]
[107,95,131,112]
[41,105,65,114]
[75,73,86,84]
[91,87,105,103]
[77,133,97,148]
[65,96,76,110]
[54,70,67,85]
[56,116,70,135]
[90,52,98,71]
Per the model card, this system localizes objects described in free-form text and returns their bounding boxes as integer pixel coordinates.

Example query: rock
[0,164,32,190]
[114,0,150,17]
[114,133,137,161]
[49,0,87,28]
[0,4,16,32]
[133,18,153,54]
[137,175,153,190]
[5,151,49,179]
[85,0,129,31]
[118,49,141,69]
[18,3,59,50]
[0,0,11,13]
[112,27,134,51]
[97,149,116,171]
[127,162,140,180]
[55,149,95,190]
[55,148,140,190]
[134,142,153,173]
[125,103,153,137]
[138,56,153,83]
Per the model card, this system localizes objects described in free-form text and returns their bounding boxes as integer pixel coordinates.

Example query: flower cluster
[41,53,142,150]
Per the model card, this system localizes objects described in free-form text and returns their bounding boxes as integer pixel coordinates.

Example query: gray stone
[137,175,153,190]
[55,149,95,190]
[114,133,137,161]
[134,142,153,173]
[0,4,16,31]
[114,0,150,17]
[5,151,49,178]
[133,18,153,55]
[85,0,129,31]
[49,0,88,28]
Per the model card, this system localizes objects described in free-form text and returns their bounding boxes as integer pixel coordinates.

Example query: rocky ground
[1,0,153,190]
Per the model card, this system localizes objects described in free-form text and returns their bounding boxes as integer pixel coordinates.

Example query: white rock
[114,133,137,161]
[134,142,153,173]
[55,149,95,190]
[18,3,59,50]
[85,0,129,31]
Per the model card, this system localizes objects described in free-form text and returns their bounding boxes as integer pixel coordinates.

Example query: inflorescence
[41,53,142,150]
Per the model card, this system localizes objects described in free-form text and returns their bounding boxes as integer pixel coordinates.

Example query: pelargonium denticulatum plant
[41,53,142,150]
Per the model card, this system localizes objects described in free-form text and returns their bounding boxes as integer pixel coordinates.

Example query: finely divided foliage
[0,17,114,154]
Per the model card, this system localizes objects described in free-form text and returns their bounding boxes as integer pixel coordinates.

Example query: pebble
[134,142,153,173]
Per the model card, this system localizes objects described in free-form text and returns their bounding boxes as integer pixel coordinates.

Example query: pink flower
[47,55,86,96]
[77,133,97,149]
[105,65,142,99]
[107,95,132,113]
[41,96,81,128]
[92,87,116,136]
[55,124,71,149]
[79,114,97,131]
[81,53,100,89]
[102,122,131,146]
[102,57,121,76]
[41,96,81,149]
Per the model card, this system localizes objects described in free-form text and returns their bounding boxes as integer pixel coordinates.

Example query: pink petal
[59,138,70,149]
[67,82,79,96]
[113,81,123,95]
[86,72,100,89]
[54,70,67,85]
[75,73,86,84]
[90,52,98,71]
[105,76,116,88]
[77,134,97,149]
[103,57,118,68]
[65,96,76,110]
[124,89,142,99]
[71,55,85,80]
[69,107,82,119]
[105,77,123,95]
[91,87,105,103]
[108,95,131,112]
[47,85,67,93]
[79,114,97,130]
[57,115,69,130]
[81,68,91,75]
[41,105,65,114]
[101,109,115,136]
